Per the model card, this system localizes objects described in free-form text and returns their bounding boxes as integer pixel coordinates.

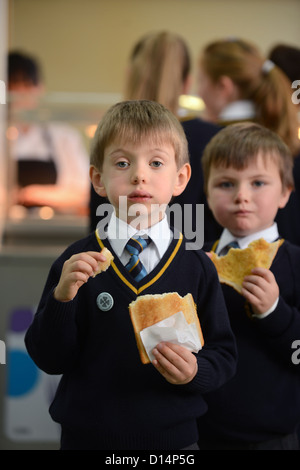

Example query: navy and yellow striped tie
[125,236,151,282]
[227,240,239,250]
[222,240,239,256]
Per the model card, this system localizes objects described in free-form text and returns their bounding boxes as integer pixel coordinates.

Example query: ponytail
[200,38,300,155]
[124,31,191,115]
[253,61,300,155]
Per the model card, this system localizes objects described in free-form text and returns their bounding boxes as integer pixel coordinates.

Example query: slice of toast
[93,247,114,276]
[129,292,204,364]
[210,238,283,294]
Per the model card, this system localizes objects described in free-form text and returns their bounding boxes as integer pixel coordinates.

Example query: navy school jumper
[198,239,300,444]
[25,229,237,450]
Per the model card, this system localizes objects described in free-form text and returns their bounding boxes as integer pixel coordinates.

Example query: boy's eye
[219,181,233,189]
[116,161,129,168]
[253,180,265,187]
[150,161,163,168]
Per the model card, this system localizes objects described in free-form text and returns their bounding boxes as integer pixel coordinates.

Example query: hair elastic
[262,59,275,75]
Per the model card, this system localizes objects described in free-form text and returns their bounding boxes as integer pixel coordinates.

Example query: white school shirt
[106,212,172,274]
[216,223,280,256]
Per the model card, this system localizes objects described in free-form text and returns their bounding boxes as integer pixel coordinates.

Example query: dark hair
[8,51,41,86]
[269,44,300,84]
[202,122,294,193]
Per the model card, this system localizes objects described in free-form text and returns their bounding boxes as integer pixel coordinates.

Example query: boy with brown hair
[25,100,236,450]
[198,122,300,450]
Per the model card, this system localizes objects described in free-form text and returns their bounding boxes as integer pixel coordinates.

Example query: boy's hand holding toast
[129,292,204,384]
[208,238,282,316]
[152,342,198,385]
[242,268,279,315]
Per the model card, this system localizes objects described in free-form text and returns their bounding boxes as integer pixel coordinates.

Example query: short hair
[8,51,41,86]
[90,100,189,170]
[202,122,294,193]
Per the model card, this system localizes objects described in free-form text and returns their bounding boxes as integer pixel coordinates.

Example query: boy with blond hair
[198,122,300,450]
[25,100,236,450]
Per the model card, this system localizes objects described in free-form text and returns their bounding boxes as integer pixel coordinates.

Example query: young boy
[198,122,300,450]
[25,100,236,450]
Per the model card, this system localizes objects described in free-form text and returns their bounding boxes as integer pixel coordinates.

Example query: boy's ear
[278,186,292,209]
[89,165,107,197]
[172,163,191,197]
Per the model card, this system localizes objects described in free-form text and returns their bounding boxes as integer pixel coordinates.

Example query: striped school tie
[125,236,151,282]
[221,240,240,256]
[227,241,239,250]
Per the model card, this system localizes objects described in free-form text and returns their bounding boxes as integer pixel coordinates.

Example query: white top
[11,122,90,195]
[219,100,256,121]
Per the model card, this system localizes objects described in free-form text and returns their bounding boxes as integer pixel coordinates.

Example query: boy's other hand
[54,251,107,302]
[241,267,279,316]
[152,342,198,385]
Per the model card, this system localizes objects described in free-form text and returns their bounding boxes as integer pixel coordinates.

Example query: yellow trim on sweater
[95,230,183,295]
[211,239,219,253]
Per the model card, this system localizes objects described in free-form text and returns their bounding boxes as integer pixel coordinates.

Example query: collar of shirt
[216,223,280,255]
[106,211,172,269]
[219,100,256,121]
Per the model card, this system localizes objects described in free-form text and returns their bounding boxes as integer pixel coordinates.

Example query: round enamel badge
[96,292,114,311]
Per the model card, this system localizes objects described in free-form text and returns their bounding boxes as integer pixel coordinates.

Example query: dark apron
[17,127,58,187]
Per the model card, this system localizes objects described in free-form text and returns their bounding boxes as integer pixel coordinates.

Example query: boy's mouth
[234,209,251,216]
[127,190,153,202]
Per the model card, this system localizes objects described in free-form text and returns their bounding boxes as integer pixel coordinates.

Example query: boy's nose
[131,170,146,184]
[234,185,249,203]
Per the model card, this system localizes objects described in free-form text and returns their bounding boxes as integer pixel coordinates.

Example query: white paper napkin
[140,311,202,362]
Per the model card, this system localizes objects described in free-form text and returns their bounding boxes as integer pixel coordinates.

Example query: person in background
[8,51,90,214]
[265,43,300,247]
[268,43,300,444]
[197,38,299,154]
[90,31,222,243]
[197,37,300,245]
[197,122,300,450]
